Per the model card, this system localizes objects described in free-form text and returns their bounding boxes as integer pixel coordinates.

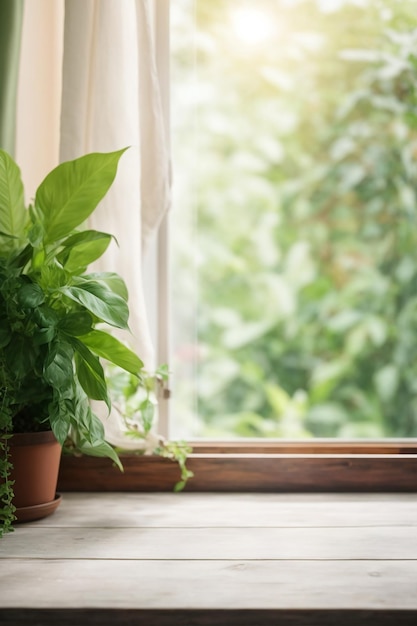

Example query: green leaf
[57,230,113,272]
[156,364,169,380]
[79,330,144,375]
[76,439,123,471]
[48,400,72,445]
[82,272,129,300]
[35,149,127,243]
[44,342,74,388]
[33,326,56,346]
[17,283,45,308]
[58,311,94,336]
[60,282,129,329]
[79,406,106,443]
[5,335,38,379]
[33,305,59,328]
[139,398,155,433]
[73,339,110,409]
[32,306,58,348]
[9,244,33,269]
[0,150,26,241]
[0,325,11,348]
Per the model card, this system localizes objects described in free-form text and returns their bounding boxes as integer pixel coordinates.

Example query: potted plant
[0,148,147,535]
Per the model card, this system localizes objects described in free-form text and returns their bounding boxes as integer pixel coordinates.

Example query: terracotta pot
[9,431,62,520]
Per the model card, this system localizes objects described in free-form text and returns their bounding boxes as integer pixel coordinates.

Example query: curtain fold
[60,0,170,364]
[60,0,171,447]
[0,0,24,155]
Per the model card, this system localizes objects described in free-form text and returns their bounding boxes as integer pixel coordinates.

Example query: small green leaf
[139,398,155,434]
[156,364,169,381]
[27,222,44,247]
[44,342,74,388]
[48,400,72,445]
[17,283,45,308]
[33,305,59,328]
[33,326,56,346]
[80,407,106,443]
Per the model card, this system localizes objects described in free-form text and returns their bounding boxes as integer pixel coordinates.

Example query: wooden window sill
[58,441,417,492]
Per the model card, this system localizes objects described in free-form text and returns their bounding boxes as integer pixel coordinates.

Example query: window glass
[171,0,417,439]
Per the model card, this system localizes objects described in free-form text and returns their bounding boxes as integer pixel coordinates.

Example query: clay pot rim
[10,431,58,447]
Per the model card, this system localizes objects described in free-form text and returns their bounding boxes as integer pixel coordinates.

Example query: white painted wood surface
[1,493,417,610]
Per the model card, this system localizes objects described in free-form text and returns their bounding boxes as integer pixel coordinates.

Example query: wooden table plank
[3,526,417,560]
[30,492,417,529]
[1,559,417,610]
[1,492,417,623]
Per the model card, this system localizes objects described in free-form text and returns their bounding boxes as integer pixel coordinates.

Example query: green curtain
[0,0,24,156]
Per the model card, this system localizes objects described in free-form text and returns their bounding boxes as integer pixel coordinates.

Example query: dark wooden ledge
[58,441,417,492]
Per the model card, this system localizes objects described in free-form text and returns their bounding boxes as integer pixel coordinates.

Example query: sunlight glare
[231,7,275,46]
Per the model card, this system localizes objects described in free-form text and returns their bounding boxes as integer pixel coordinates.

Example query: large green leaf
[79,330,144,375]
[35,149,127,244]
[0,150,26,241]
[60,282,129,329]
[57,230,113,272]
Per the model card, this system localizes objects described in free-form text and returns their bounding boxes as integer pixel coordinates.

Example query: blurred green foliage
[171,0,417,438]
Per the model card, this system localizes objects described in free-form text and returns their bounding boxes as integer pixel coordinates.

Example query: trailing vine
[0,386,16,537]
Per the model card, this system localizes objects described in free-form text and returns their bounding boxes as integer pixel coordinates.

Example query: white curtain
[60,0,170,363]
[60,0,171,447]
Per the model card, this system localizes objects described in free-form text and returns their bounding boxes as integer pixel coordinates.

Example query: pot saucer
[15,493,62,523]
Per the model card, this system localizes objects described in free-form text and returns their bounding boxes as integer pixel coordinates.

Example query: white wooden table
[1,492,417,625]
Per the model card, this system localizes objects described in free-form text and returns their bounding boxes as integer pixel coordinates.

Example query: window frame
[57,3,417,495]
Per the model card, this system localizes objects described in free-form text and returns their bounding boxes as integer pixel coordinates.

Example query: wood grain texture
[3,525,417,560]
[58,452,417,492]
[1,558,417,609]
[18,492,417,529]
[1,493,417,624]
